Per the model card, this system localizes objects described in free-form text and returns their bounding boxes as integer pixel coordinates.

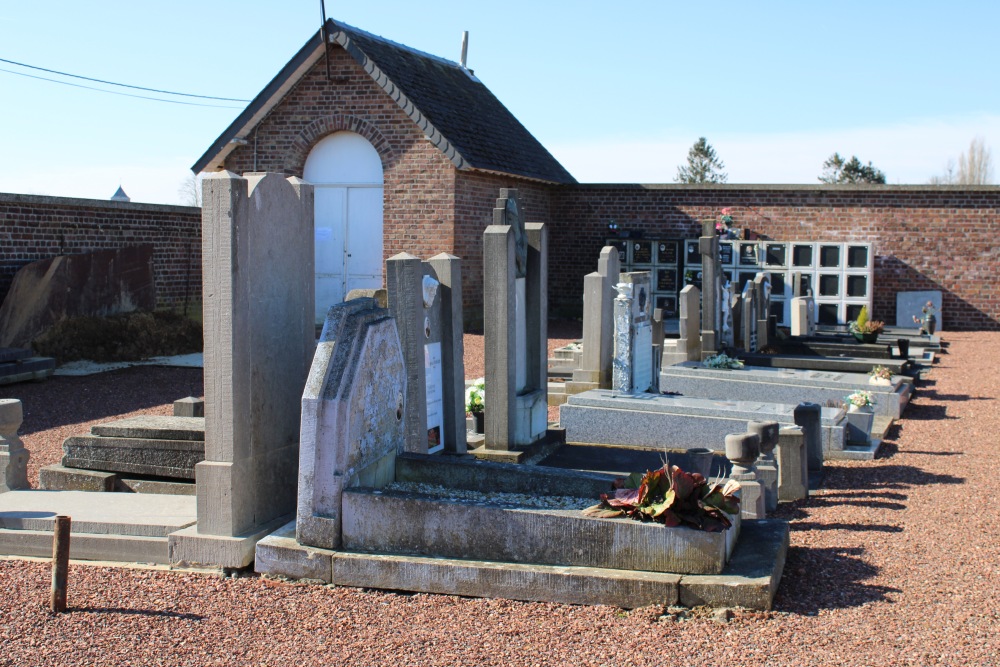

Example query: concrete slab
[736,353,910,376]
[679,519,789,610]
[0,490,195,537]
[62,435,204,479]
[167,515,291,569]
[39,464,117,492]
[0,528,171,564]
[90,416,205,441]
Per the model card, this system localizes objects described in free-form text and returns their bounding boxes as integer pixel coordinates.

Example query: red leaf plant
[582,465,741,532]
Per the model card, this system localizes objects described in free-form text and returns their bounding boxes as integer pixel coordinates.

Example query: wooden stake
[50,515,70,613]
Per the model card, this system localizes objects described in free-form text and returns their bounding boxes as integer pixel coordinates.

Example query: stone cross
[483,189,548,452]
[699,220,721,360]
[574,246,620,389]
[386,252,466,456]
[0,399,28,492]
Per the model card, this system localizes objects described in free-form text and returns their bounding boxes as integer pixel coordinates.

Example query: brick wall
[0,193,202,314]
[551,184,1000,330]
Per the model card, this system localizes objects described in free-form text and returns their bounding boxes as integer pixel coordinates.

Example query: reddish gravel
[2,332,999,666]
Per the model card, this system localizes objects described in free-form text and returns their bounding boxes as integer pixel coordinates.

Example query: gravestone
[572,247,620,389]
[169,171,315,568]
[776,425,808,501]
[790,296,816,337]
[720,279,736,349]
[741,281,757,353]
[0,399,28,492]
[660,285,700,367]
[753,273,771,349]
[699,221,721,360]
[483,189,548,453]
[386,252,466,455]
[613,272,653,394]
[295,298,405,550]
[896,290,943,331]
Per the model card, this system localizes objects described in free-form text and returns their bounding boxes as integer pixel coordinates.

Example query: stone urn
[472,411,485,434]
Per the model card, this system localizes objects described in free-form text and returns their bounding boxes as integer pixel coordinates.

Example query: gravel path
[2,332,999,666]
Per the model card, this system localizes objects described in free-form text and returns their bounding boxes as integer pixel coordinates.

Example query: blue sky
[1,1,997,204]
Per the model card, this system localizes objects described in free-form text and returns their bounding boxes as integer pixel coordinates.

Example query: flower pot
[868,377,892,386]
[853,332,880,344]
[845,405,874,445]
[473,411,485,434]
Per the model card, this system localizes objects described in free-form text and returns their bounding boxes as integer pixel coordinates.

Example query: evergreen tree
[675,137,728,184]
[819,153,886,184]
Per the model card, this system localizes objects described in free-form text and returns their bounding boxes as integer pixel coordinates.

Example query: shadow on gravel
[69,607,204,621]
[0,367,204,435]
[900,405,958,421]
[820,465,965,490]
[775,546,900,613]
[917,389,993,403]
[789,522,903,533]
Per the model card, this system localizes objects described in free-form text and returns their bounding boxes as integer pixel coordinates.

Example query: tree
[178,172,202,207]
[931,137,994,184]
[818,153,886,184]
[675,137,728,184]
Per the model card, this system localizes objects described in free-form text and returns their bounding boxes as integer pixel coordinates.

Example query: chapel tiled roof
[193,19,575,184]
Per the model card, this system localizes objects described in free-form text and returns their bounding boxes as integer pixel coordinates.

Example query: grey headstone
[0,399,28,492]
[896,290,942,330]
[794,402,824,477]
[776,425,808,501]
[296,298,406,550]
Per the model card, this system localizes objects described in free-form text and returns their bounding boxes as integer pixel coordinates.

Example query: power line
[0,67,245,109]
[0,56,251,102]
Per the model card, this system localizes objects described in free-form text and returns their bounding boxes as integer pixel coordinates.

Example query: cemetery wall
[0,192,201,314]
[550,184,1000,330]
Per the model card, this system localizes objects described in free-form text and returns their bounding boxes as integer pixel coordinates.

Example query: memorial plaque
[684,269,702,290]
[792,244,814,268]
[847,245,869,269]
[764,243,787,267]
[719,242,735,266]
[424,342,444,453]
[818,274,840,297]
[656,267,678,292]
[769,300,785,325]
[632,323,653,393]
[738,242,760,266]
[846,274,868,298]
[845,303,865,322]
[685,240,701,266]
[819,245,841,268]
[632,240,653,265]
[656,241,679,265]
[739,271,757,291]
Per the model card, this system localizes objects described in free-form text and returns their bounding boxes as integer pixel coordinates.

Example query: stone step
[91,415,205,441]
[0,356,56,385]
[0,348,32,363]
[0,490,197,564]
[62,435,204,479]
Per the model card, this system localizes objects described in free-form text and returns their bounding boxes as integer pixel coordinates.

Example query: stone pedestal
[776,425,808,501]
[747,420,779,513]
[0,399,29,492]
[725,432,765,520]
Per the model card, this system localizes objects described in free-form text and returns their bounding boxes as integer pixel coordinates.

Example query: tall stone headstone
[0,399,29,492]
[790,296,816,337]
[170,171,315,568]
[573,247,620,389]
[483,189,548,452]
[794,402,824,480]
[296,298,405,550]
[720,279,735,350]
[386,252,466,455]
[753,273,771,349]
[741,281,757,353]
[660,285,701,368]
[699,221,721,360]
[615,271,653,394]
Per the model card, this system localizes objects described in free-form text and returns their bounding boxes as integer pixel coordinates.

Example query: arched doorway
[303,131,384,324]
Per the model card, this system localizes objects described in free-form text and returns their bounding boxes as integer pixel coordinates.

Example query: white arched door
[303,132,384,324]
